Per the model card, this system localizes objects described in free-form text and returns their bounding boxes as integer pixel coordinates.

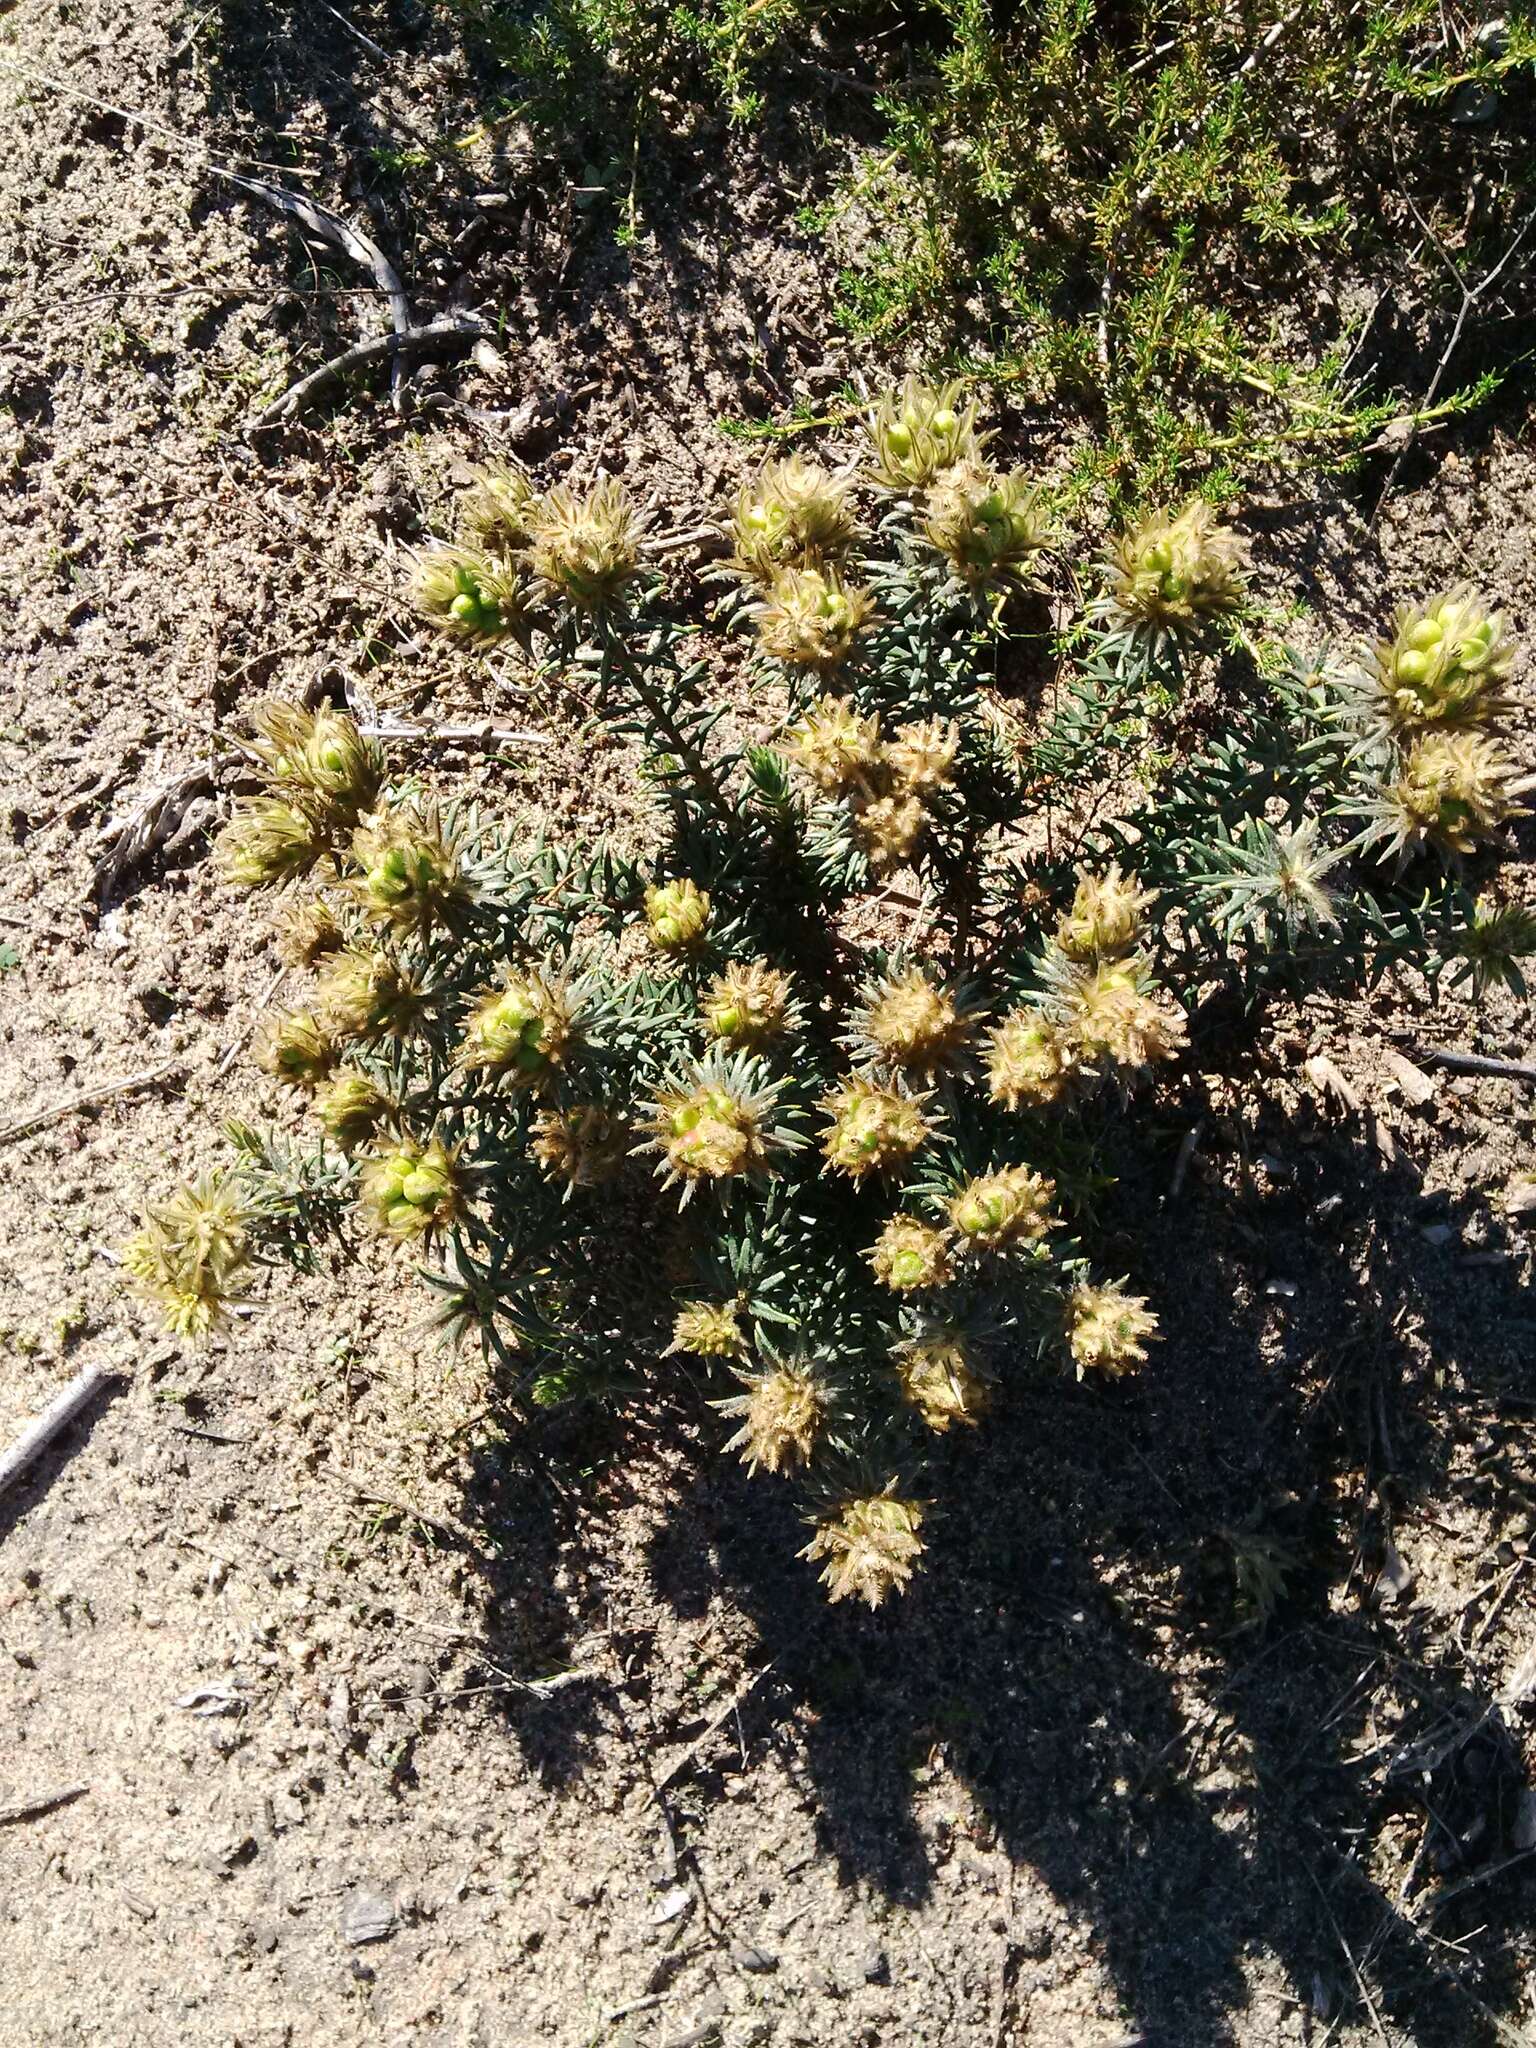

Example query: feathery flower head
[702,959,795,1049]
[1194,817,1344,939]
[750,566,875,669]
[893,1330,988,1432]
[460,971,574,1086]
[249,701,382,823]
[869,1215,954,1292]
[949,1164,1055,1251]
[526,478,644,614]
[350,806,471,936]
[1370,585,1517,729]
[1453,893,1536,996]
[802,1487,927,1607]
[254,1009,339,1092]
[727,456,860,582]
[312,1070,393,1151]
[782,694,883,794]
[217,797,327,889]
[317,947,425,1042]
[820,1076,932,1179]
[271,896,344,969]
[922,461,1050,587]
[293,706,383,818]
[642,1052,791,1193]
[669,1300,748,1359]
[851,967,975,1078]
[719,1362,825,1474]
[645,877,711,951]
[1056,863,1152,961]
[886,717,960,795]
[1381,730,1530,858]
[985,1008,1077,1109]
[850,791,928,875]
[1105,500,1245,641]
[456,463,539,552]
[1067,1281,1158,1378]
[1063,956,1188,1078]
[123,1172,252,1342]
[529,1105,630,1188]
[410,544,529,644]
[360,1135,465,1241]
[865,375,983,492]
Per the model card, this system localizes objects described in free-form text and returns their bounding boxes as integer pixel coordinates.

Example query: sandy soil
[2,3,1535,2044]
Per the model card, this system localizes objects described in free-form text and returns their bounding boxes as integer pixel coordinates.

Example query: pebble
[341,1890,397,1947]
[1449,81,1499,124]
[732,1942,777,1973]
[651,1885,693,1926]
[862,1945,890,1984]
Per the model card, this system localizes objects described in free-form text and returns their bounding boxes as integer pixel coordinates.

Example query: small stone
[1376,1540,1415,1608]
[1449,81,1499,124]
[341,1890,397,1947]
[650,1885,692,1926]
[327,1678,353,1747]
[1420,1222,1456,1248]
[732,1942,777,1973]
[862,1945,890,1984]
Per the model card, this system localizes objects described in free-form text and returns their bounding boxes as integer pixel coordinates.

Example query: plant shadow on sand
[451,1027,1536,2046]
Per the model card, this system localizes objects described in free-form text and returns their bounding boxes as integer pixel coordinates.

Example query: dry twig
[249,320,487,429]
[316,0,391,60]
[0,1059,184,1148]
[214,964,287,1079]
[1417,1046,1536,1087]
[0,1785,91,1826]
[654,1663,776,1793]
[0,1366,119,1499]
[1371,132,1536,530]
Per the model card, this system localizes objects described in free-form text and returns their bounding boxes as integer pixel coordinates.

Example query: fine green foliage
[449,0,1534,501]
[448,0,827,127]
[823,1,1536,500]
[127,386,1531,1610]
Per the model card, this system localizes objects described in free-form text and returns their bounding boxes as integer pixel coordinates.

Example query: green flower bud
[460,973,574,1087]
[948,1165,1055,1251]
[360,1136,465,1241]
[313,1071,392,1151]
[645,878,711,951]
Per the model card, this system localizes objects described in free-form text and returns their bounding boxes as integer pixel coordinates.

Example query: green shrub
[127,384,1531,1607]
[451,0,1532,500]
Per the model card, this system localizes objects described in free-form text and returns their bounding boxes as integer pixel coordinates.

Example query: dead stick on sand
[0,1364,119,1499]
[0,1785,91,1826]
[1417,1046,1536,1087]
[0,1059,184,1147]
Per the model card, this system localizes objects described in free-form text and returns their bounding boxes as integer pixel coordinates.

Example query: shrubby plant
[128,383,1532,1609]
